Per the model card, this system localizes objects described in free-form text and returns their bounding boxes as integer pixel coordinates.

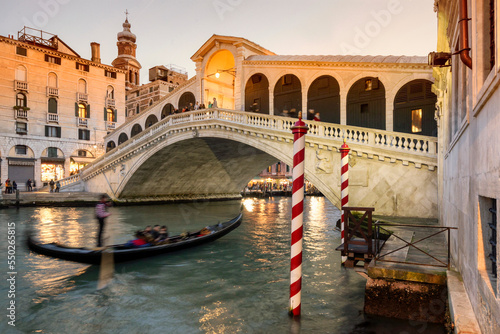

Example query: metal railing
[374,222,457,269]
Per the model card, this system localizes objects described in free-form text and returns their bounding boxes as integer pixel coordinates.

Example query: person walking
[212,97,218,108]
[95,195,111,247]
[12,181,17,193]
[49,179,55,193]
[55,180,61,193]
[26,179,32,192]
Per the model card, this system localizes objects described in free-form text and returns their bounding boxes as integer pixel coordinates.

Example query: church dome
[117,18,136,43]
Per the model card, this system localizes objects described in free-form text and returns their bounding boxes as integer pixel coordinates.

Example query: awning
[7,157,36,166]
[70,156,95,164]
[41,157,66,163]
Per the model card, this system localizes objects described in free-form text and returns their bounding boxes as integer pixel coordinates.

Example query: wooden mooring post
[338,207,376,268]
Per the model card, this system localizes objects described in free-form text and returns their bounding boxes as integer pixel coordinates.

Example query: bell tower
[112,10,141,90]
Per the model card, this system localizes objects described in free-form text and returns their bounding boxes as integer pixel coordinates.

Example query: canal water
[0,197,445,334]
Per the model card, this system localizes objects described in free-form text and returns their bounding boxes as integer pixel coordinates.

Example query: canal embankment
[362,216,481,333]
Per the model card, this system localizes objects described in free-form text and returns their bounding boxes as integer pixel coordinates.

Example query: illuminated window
[411,109,423,133]
[78,103,87,118]
[106,108,114,122]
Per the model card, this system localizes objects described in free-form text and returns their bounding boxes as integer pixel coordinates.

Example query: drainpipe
[459,0,472,69]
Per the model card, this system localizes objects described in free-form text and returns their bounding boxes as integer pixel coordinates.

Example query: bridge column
[195,58,204,105]
[234,44,245,111]
[386,92,395,131]
[269,87,274,116]
[301,87,308,120]
[340,88,348,125]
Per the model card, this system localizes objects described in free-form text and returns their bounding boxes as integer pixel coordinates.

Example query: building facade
[433,0,500,333]
[125,65,188,118]
[0,26,126,190]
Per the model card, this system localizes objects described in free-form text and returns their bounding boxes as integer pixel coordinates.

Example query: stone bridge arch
[107,131,342,207]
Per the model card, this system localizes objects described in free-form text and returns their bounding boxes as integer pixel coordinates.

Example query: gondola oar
[97,236,114,290]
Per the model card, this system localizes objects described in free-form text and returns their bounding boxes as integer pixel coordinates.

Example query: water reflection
[0,198,446,333]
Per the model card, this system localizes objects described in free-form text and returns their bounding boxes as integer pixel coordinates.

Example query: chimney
[91,42,101,63]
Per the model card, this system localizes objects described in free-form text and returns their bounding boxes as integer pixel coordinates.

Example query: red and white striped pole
[290,112,308,317]
[340,139,350,264]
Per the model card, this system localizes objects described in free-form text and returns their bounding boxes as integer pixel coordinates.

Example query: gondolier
[95,195,111,247]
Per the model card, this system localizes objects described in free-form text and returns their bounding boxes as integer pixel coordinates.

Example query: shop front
[41,157,65,185]
[7,157,35,191]
[69,156,95,175]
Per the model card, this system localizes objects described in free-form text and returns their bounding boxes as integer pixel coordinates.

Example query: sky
[2,0,437,83]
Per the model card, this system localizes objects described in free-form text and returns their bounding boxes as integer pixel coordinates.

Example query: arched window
[178,92,195,110]
[78,79,87,93]
[15,65,27,82]
[107,85,114,99]
[78,103,87,118]
[48,98,57,113]
[48,72,57,87]
[16,93,27,107]
[145,115,158,129]
[131,124,142,137]
[106,141,116,152]
[118,133,128,145]
[161,104,175,119]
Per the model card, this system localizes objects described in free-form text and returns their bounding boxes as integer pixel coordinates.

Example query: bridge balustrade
[56,108,437,190]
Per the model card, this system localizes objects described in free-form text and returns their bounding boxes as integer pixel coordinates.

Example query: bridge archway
[145,115,158,129]
[106,141,116,152]
[118,133,128,145]
[307,75,340,123]
[178,92,196,110]
[346,77,386,130]
[161,103,175,119]
[245,73,269,114]
[274,74,302,117]
[393,79,437,136]
[131,124,142,137]
[204,49,235,109]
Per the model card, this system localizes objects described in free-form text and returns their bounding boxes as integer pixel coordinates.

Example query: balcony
[15,80,28,91]
[47,86,58,96]
[106,98,115,107]
[14,107,28,119]
[77,117,88,127]
[106,121,116,130]
[76,92,88,102]
[47,113,59,123]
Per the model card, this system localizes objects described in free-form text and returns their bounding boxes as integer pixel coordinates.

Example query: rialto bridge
[61,108,438,218]
[59,35,439,218]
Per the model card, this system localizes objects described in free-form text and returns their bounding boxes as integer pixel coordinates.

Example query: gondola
[27,213,242,265]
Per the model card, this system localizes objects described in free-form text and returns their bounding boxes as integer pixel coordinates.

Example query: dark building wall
[346,77,386,130]
[274,74,302,116]
[245,74,269,114]
[393,79,437,136]
[307,75,340,123]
